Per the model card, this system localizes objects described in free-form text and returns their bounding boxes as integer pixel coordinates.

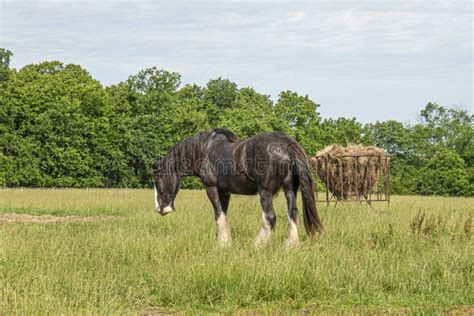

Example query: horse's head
[152,161,179,216]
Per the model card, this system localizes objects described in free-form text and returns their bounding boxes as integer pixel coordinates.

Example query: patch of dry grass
[0,213,121,225]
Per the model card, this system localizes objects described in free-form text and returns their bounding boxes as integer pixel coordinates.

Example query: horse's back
[246,131,296,160]
[204,130,302,194]
[243,132,298,190]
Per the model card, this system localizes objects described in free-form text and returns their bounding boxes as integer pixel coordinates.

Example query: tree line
[0,48,472,196]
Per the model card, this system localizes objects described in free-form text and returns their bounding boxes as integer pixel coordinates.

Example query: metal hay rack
[310,153,391,207]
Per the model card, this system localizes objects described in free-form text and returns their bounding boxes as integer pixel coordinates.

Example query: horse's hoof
[218,238,232,249]
[284,238,300,249]
[254,237,271,248]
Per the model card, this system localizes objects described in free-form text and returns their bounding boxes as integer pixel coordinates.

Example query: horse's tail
[290,143,324,236]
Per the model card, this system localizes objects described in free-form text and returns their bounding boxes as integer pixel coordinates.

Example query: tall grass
[0,189,472,313]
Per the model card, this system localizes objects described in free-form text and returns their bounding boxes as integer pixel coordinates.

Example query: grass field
[0,189,472,314]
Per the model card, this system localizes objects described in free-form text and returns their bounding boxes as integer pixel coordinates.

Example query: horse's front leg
[205,186,232,248]
[255,189,276,246]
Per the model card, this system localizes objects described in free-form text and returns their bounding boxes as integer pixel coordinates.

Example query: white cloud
[0,0,471,122]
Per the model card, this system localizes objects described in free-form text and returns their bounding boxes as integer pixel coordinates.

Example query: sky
[0,0,472,123]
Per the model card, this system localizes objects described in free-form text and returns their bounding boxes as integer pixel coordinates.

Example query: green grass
[0,189,472,314]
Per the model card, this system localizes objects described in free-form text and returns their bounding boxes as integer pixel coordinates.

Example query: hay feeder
[309,145,390,206]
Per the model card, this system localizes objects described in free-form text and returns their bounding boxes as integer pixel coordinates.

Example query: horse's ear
[151,161,160,173]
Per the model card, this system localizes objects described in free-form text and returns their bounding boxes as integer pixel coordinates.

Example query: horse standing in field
[152,129,323,247]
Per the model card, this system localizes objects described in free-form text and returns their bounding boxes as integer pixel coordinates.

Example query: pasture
[0,189,472,314]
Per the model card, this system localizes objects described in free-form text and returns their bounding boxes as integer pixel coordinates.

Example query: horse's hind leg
[255,189,276,246]
[284,184,300,247]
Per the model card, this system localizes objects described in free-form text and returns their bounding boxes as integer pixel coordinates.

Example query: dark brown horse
[152,129,323,247]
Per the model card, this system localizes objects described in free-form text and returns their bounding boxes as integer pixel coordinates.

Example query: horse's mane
[152,129,240,175]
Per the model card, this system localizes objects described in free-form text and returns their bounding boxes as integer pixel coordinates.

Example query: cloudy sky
[0,0,472,123]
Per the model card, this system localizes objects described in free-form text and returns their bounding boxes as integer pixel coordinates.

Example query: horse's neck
[169,132,239,177]
[169,138,200,177]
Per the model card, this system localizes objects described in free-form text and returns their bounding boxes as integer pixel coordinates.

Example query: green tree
[205,78,238,110]
[203,78,239,126]
[363,120,410,156]
[105,68,206,187]
[104,68,180,187]
[0,48,13,85]
[1,49,472,196]
[418,102,473,165]
[0,61,109,187]
[363,120,418,194]
[275,91,321,154]
[318,117,363,148]
[0,48,14,186]
[219,87,285,138]
[416,149,472,196]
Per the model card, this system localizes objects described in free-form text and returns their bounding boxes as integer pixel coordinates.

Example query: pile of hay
[309,145,388,200]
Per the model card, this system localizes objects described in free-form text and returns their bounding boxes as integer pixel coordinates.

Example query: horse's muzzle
[157,205,174,216]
